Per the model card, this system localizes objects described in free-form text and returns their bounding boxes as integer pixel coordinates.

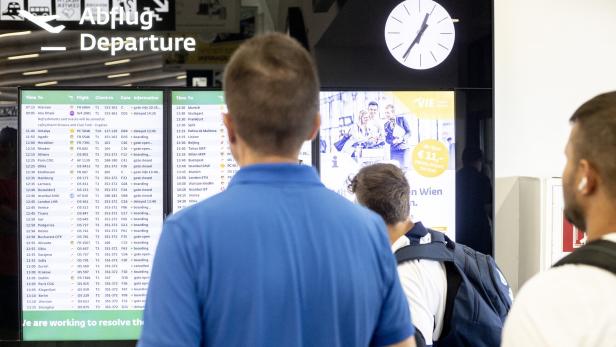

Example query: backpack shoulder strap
[554,239,616,276]
[395,243,452,264]
[439,261,462,338]
[395,229,455,264]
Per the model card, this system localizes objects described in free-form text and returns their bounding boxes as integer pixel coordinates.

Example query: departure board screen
[20,90,165,341]
[171,90,313,213]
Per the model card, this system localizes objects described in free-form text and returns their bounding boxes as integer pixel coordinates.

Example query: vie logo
[415,98,436,108]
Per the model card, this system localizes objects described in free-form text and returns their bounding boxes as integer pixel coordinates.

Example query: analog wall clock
[384,0,456,70]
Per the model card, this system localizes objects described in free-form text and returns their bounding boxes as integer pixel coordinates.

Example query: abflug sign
[20,7,196,56]
[79,7,195,56]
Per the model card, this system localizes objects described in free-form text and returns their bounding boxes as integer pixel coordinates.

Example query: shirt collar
[228,163,322,187]
[406,221,428,239]
[391,221,430,253]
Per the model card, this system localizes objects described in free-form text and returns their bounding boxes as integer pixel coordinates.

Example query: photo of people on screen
[321,92,451,168]
[384,104,412,169]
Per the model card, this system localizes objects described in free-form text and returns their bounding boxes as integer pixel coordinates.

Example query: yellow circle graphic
[412,139,449,177]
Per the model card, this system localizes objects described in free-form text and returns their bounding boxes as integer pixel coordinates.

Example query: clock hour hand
[402,13,430,60]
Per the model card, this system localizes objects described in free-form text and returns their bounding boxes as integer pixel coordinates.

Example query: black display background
[0,0,494,342]
[313,0,495,251]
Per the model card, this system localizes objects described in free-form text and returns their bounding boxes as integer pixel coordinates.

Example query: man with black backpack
[502,93,616,347]
[350,164,512,347]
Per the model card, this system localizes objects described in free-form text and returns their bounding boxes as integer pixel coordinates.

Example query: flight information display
[319,91,456,238]
[20,90,165,341]
[170,90,313,213]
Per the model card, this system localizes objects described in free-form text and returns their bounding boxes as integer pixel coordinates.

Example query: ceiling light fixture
[0,31,31,39]
[176,75,187,80]
[107,73,131,79]
[105,58,131,66]
[23,69,49,76]
[7,53,39,60]
[35,81,58,86]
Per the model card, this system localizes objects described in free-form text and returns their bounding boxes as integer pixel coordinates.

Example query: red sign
[562,215,586,252]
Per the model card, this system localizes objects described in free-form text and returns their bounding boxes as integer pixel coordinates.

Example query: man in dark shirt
[384,104,411,169]
[456,147,493,255]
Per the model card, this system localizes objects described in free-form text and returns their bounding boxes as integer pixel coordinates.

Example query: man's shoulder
[168,185,382,228]
[395,235,447,283]
[503,262,616,347]
[303,186,384,222]
[396,253,447,282]
[168,191,226,220]
[166,189,250,231]
[311,190,391,249]
[516,263,616,306]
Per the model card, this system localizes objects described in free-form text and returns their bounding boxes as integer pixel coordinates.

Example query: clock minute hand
[402,13,430,60]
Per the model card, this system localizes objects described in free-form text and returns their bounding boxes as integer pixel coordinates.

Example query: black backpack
[394,224,512,347]
[553,239,616,275]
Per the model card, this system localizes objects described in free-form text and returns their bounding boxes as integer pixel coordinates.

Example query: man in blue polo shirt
[138,33,416,347]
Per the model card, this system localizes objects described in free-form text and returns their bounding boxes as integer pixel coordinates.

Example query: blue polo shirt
[139,163,413,347]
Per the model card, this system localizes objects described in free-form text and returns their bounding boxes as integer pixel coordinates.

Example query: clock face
[384,0,455,70]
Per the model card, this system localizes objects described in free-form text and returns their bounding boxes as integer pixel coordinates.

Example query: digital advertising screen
[319,91,456,238]
[19,89,165,341]
[170,90,313,213]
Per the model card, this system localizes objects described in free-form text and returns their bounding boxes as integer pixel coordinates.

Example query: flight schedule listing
[20,90,164,341]
[171,91,312,213]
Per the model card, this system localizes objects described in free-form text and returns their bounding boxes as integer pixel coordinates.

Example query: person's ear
[223,113,236,144]
[577,159,597,195]
[307,113,321,141]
